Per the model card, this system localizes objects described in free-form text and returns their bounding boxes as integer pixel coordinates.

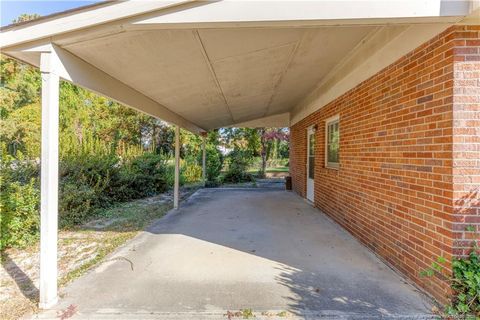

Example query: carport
[36,188,432,319]
[0,0,478,309]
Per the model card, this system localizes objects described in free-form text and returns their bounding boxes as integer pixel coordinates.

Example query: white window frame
[325,115,340,169]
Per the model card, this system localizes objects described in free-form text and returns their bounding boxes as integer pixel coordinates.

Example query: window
[325,116,339,169]
[308,129,315,179]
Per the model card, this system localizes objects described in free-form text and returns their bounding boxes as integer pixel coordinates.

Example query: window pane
[328,143,339,163]
[309,133,315,156]
[308,131,315,178]
[327,120,339,165]
[308,156,315,179]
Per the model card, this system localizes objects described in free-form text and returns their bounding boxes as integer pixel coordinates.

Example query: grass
[266,166,289,172]
[247,166,289,173]
[91,200,171,232]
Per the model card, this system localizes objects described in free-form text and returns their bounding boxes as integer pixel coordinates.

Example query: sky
[0,0,100,26]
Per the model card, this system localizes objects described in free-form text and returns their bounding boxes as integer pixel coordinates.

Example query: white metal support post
[39,49,60,309]
[174,125,180,209]
[202,135,206,186]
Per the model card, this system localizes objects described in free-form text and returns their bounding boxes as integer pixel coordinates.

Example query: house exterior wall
[452,27,480,258]
[289,25,480,303]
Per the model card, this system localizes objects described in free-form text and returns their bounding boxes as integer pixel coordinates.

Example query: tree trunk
[259,128,267,178]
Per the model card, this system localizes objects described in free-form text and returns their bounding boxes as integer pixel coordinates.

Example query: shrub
[59,152,170,227]
[0,155,40,250]
[0,136,199,247]
[182,157,202,184]
[448,249,480,316]
[60,182,97,226]
[122,152,168,197]
[0,177,40,250]
[164,162,186,188]
[59,151,119,226]
[222,150,254,183]
[421,245,480,318]
[203,145,223,182]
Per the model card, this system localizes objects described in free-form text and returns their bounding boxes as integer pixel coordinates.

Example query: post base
[39,296,58,309]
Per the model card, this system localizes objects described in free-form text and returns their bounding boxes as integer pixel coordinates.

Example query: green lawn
[266,166,289,172]
[248,166,289,173]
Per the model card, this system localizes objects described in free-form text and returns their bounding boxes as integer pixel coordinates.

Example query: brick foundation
[289,26,480,303]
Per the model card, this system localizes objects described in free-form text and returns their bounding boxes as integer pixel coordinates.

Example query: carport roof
[1,0,478,133]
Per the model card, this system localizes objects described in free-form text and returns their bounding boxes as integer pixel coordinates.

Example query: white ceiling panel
[65,29,230,129]
[210,43,296,121]
[62,26,377,130]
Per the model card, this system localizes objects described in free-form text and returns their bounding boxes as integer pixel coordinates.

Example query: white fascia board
[0,0,191,48]
[45,44,204,133]
[130,0,471,29]
[290,23,451,125]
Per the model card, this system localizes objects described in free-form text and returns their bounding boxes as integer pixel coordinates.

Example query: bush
[0,154,40,250]
[448,249,480,316]
[421,246,480,318]
[0,136,205,248]
[59,152,119,226]
[204,145,223,182]
[222,150,254,183]
[0,155,40,250]
[118,152,168,198]
[59,152,170,226]
[182,157,202,184]
[0,179,40,250]
[60,182,97,226]
[164,162,186,188]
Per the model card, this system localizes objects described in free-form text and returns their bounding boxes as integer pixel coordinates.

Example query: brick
[290,25,480,304]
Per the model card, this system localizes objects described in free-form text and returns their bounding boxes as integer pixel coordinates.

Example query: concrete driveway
[35,189,433,319]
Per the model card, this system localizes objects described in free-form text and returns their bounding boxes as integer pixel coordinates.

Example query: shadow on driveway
[37,188,434,319]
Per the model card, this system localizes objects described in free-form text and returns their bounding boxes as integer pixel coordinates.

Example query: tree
[257,128,289,177]
[12,13,40,24]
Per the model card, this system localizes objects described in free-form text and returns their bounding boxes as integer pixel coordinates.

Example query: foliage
[204,144,223,182]
[59,138,169,227]
[0,50,212,247]
[448,249,480,317]
[258,128,289,178]
[182,158,203,184]
[222,149,255,183]
[220,127,289,177]
[0,103,41,157]
[0,179,40,250]
[59,143,119,226]
[118,153,169,198]
[0,155,40,250]
[205,131,224,184]
[222,128,261,156]
[12,13,41,24]
[421,247,480,318]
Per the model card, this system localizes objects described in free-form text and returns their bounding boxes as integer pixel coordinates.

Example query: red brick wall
[452,26,480,256]
[289,26,480,303]
[290,124,307,197]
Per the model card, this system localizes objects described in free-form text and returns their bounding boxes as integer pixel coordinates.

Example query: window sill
[325,164,340,170]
